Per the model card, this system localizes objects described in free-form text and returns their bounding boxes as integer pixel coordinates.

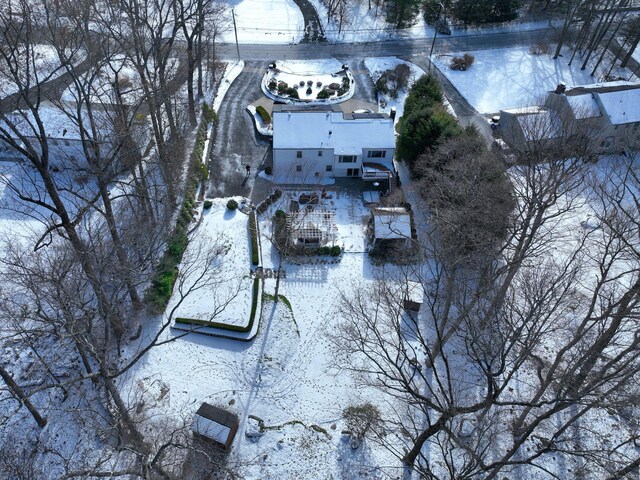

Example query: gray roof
[195,403,239,428]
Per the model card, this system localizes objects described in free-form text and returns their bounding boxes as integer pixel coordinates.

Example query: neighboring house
[0,101,112,167]
[272,104,396,185]
[191,403,239,451]
[499,106,562,150]
[499,81,640,154]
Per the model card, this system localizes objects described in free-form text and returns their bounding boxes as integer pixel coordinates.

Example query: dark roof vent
[390,107,397,120]
[555,82,567,94]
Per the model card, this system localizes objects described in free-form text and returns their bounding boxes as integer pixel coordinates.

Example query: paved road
[207,61,271,199]
[215,27,559,60]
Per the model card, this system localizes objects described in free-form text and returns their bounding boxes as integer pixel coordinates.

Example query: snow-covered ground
[169,198,252,328]
[0,45,86,99]
[60,54,142,105]
[433,46,636,113]
[219,0,304,44]
[128,187,406,477]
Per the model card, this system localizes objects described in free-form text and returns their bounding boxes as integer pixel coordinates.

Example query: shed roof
[192,403,239,445]
[373,209,412,240]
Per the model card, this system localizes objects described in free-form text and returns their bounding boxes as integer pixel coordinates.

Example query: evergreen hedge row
[146,113,212,311]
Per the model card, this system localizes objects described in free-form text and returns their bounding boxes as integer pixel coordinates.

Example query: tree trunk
[621,31,640,67]
[0,364,47,428]
[99,183,142,309]
[402,414,449,467]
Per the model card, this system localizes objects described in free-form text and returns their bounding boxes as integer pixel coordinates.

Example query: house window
[296,165,302,172]
[326,165,332,172]
[318,150,323,157]
[367,150,386,158]
[296,151,302,158]
[338,155,356,163]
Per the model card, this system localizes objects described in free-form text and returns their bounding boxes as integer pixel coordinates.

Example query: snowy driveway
[207,61,271,199]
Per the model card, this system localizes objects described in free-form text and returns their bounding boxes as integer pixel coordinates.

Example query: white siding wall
[273,148,334,183]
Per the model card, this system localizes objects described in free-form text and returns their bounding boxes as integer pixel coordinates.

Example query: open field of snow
[433,46,630,113]
[220,0,304,44]
[0,45,86,99]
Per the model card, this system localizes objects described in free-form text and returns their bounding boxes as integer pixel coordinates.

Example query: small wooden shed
[191,403,239,450]
[403,280,424,314]
[372,207,412,246]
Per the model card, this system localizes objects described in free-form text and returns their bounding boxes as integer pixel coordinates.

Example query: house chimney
[390,107,397,120]
[555,82,567,94]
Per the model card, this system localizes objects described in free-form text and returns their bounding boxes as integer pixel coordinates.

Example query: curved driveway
[207,61,270,199]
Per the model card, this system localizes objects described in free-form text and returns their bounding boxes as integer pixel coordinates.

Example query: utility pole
[429,3,445,73]
[232,8,241,62]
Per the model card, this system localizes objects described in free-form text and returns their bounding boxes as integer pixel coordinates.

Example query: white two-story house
[271,104,396,185]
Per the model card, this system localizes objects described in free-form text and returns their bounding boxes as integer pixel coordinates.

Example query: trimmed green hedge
[175,277,260,333]
[146,113,213,311]
[256,105,271,124]
[249,211,259,266]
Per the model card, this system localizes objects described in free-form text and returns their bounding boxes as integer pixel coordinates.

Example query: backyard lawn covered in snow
[128,187,410,477]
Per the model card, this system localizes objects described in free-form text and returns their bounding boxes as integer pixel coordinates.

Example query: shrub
[328,82,340,90]
[376,76,390,96]
[337,87,347,96]
[277,81,288,93]
[256,105,271,124]
[227,199,238,210]
[397,104,462,171]
[342,76,350,87]
[275,209,286,218]
[299,80,305,86]
[316,81,322,87]
[401,75,444,121]
[249,211,259,265]
[307,80,313,86]
[317,89,330,100]
[331,245,342,256]
[306,87,312,95]
[450,53,475,71]
[286,87,299,99]
[265,166,273,175]
[530,42,550,55]
[343,403,382,449]
[203,102,217,124]
[203,200,213,209]
[145,113,209,311]
[268,79,277,91]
